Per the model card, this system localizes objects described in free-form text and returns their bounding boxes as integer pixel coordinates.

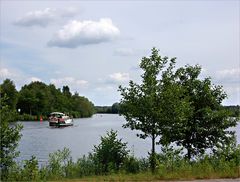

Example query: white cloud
[48,18,120,48]
[0,68,12,78]
[109,72,130,83]
[14,8,56,27]
[50,77,88,90]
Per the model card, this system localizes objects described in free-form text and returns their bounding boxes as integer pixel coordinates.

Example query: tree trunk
[150,134,156,173]
[186,143,191,160]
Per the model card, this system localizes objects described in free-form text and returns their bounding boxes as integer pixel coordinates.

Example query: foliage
[0,96,22,180]
[0,79,18,110]
[224,105,240,117]
[47,147,71,179]
[163,65,238,160]
[119,48,188,172]
[0,79,95,119]
[91,130,129,174]
[95,102,120,114]
[21,156,40,181]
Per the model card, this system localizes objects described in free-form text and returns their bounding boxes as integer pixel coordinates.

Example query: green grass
[51,169,240,182]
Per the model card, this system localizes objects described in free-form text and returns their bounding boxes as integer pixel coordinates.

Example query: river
[17,114,240,166]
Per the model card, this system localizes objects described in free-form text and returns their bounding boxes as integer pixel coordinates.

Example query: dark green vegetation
[119,48,238,171]
[224,105,240,117]
[0,79,95,119]
[1,48,239,181]
[95,103,120,114]
[0,96,23,180]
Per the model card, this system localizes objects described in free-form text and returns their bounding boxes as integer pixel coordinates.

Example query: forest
[0,79,95,120]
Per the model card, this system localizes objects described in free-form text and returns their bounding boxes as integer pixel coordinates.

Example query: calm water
[17,114,240,165]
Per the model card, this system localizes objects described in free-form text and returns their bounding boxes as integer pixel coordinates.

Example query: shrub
[47,147,71,179]
[91,130,129,174]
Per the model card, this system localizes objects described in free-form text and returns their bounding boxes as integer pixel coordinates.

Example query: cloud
[50,77,88,90]
[14,8,56,27]
[109,72,130,83]
[215,68,240,84]
[0,68,12,78]
[48,18,120,48]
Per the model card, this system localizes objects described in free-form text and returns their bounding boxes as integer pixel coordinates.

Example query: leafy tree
[164,65,238,160]
[119,48,186,172]
[112,102,120,114]
[16,81,94,118]
[0,96,22,180]
[91,130,129,174]
[62,85,71,98]
[0,79,18,110]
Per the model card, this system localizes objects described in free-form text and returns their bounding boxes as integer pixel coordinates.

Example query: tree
[112,103,120,114]
[62,86,71,98]
[0,79,18,110]
[164,65,238,160]
[91,130,129,174]
[119,48,184,172]
[0,96,22,179]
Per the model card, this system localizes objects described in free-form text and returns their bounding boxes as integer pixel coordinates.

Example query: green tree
[0,79,18,110]
[112,102,120,114]
[165,65,238,160]
[91,130,129,174]
[62,85,71,98]
[119,48,186,172]
[0,96,22,180]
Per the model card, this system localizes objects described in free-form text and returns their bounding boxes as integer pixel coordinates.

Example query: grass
[49,170,240,182]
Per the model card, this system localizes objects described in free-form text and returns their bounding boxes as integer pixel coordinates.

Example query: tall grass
[4,145,240,181]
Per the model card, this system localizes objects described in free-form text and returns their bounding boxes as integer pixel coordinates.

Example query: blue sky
[0,0,239,105]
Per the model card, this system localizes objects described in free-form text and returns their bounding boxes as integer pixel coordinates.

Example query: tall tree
[164,65,238,160]
[0,79,18,110]
[119,48,184,172]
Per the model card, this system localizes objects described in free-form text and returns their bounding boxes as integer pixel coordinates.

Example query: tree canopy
[0,80,95,119]
[162,65,238,159]
[119,48,187,172]
[119,48,237,171]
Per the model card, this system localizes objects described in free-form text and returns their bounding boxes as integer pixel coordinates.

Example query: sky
[0,0,239,106]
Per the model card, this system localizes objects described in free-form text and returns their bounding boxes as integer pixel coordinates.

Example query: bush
[21,156,40,181]
[91,130,129,174]
[47,147,71,180]
[123,156,140,173]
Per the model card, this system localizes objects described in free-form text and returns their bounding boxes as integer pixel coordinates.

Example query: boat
[49,112,73,127]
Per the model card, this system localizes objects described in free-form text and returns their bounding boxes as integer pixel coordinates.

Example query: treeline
[224,105,240,117]
[95,102,120,114]
[0,79,95,119]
